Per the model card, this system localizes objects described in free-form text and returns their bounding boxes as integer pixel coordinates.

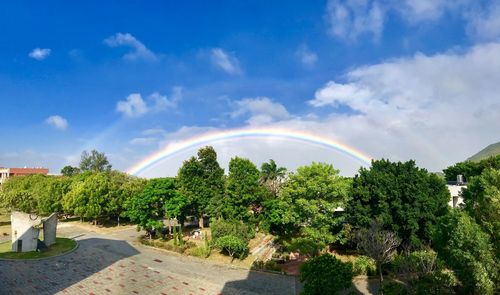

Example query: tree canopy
[79,149,112,172]
[346,159,450,249]
[265,162,351,246]
[177,146,224,227]
[443,155,500,182]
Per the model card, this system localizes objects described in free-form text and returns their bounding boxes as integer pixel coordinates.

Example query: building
[446,175,467,208]
[0,167,49,185]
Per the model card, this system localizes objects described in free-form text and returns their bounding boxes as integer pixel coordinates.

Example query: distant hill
[467,142,500,162]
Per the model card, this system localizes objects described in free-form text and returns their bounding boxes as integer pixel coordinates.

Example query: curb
[0,239,79,261]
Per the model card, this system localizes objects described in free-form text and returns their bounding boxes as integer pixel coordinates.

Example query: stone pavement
[0,226,298,295]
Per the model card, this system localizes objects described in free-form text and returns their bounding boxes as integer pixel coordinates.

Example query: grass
[0,237,76,259]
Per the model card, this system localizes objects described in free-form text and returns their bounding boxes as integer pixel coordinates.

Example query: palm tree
[260,159,287,197]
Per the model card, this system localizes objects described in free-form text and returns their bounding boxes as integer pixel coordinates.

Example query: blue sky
[1,1,500,176]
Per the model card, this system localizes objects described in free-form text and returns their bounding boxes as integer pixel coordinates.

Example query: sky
[1,0,500,177]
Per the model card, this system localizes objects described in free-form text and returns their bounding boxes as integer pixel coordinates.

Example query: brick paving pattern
[0,228,297,295]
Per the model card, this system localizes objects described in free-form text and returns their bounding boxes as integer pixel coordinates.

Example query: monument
[10,211,58,252]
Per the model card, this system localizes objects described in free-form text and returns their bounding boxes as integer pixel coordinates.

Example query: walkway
[0,226,298,295]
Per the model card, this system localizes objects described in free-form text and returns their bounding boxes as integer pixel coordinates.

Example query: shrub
[215,235,249,261]
[353,255,376,276]
[187,245,211,258]
[299,254,353,295]
[391,250,441,276]
[252,260,282,272]
[380,281,408,295]
[210,218,255,242]
[409,270,457,295]
[286,237,325,258]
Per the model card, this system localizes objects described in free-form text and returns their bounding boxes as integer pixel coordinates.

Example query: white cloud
[210,48,242,75]
[45,115,68,130]
[231,97,290,125]
[296,45,318,67]
[116,93,149,118]
[104,32,157,61]
[29,48,51,60]
[325,0,384,41]
[325,0,500,42]
[466,1,500,41]
[136,42,500,178]
[116,88,181,118]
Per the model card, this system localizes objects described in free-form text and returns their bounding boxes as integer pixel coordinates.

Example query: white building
[446,175,466,208]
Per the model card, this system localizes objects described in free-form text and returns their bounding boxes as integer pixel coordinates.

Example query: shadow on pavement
[0,237,139,294]
[220,270,301,295]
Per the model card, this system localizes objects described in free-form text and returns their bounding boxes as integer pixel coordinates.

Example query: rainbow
[127,127,373,176]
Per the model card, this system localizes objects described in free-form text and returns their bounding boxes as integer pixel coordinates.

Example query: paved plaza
[0,226,298,295]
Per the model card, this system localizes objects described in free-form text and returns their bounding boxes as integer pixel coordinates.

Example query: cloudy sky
[1,0,499,177]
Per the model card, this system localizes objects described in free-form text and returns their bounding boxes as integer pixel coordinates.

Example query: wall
[42,213,58,246]
[10,211,42,252]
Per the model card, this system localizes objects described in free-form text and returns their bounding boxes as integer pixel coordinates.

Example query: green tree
[0,174,68,215]
[60,165,80,176]
[346,159,450,248]
[177,146,224,228]
[222,157,263,220]
[79,149,112,172]
[63,172,109,224]
[275,162,351,245]
[107,171,145,226]
[123,178,184,238]
[299,254,353,295]
[433,210,497,295]
[214,235,248,262]
[260,159,287,197]
[462,168,500,258]
[443,155,500,182]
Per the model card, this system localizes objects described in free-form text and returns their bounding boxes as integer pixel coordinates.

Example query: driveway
[0,225,298,295]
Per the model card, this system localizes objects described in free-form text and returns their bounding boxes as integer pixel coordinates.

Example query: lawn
[0,237,76,259]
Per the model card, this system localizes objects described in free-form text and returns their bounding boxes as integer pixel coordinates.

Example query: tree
[260,159,287,197]
[222,157,263,220]
[433,210,497,295]
[79,149,112,172]
[274,162,351,245]
[443,155,500,182]
[60,165,80,176]
[177,146,224,228]
[357,221,400,287]
[346,159,450,249]
[299,254,353,295]
[63,172,110,224]
[107,171,145,226]
[462,168,500,258]
[123,178,184,238]
[214,235,248,262]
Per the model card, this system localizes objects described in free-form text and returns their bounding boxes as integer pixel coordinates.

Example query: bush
[210,218,255,242]
[286,237,325,258]
[187,245,211,258]
[409,270,457,295]
[353,255,376,276]
[380,281,408,295]
[391,250,441,276]
[299,254,353,295]
[252,260,282,272]
[215,235,249,261]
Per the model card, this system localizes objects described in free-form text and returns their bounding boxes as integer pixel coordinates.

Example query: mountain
[467,142,500,162]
